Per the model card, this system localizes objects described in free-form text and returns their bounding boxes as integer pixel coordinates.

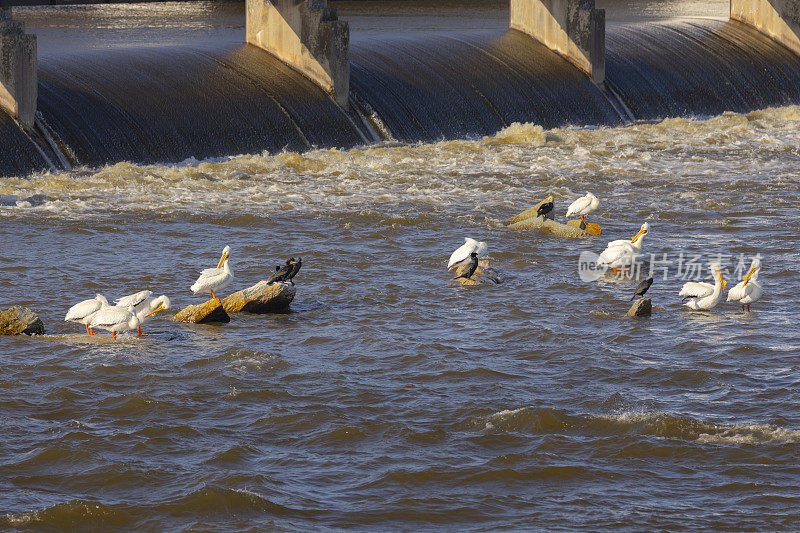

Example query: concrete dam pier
[2,0,800,176]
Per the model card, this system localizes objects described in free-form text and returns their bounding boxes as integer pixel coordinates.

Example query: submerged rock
[222,280,296,313]
[626,297,652,317]
[0,306,45,335]
[173,299,230,324]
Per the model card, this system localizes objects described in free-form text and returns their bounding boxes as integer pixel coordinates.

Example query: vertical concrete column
[510,0,605,84]
[246,0,349,106]
[731,0,800,56]
[0,7,37,127]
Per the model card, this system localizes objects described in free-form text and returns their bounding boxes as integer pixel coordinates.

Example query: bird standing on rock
[537,201,554,219]
[287,257,302,285]
[448,238,488,270]
[454,252,479,280]
[190,245,233,302]
[566,192,599,227]
[65,294,109,335]
[267,259,292,284]
[631,276,654,300]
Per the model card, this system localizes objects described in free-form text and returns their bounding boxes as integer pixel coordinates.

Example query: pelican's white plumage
[191,246,233,300]
[680,262,726,310]
[115,290,153,309]
[448,238,488,270]
[65,294,109,334]
[126,294,171,335]
[597,222,649,271]
[727,257,762,310]
[566,192,599,219]
[89,304,140,339]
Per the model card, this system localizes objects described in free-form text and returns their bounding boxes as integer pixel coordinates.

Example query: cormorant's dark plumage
[267,259,292,284]
[287,257,302,285]
[454,252,479,280]
[537,201,554,218]
[631,277,654,300]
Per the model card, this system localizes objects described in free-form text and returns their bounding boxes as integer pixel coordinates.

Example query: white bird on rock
[566,192,600,226]
[116,291,171,335]
[448,238,488,270]
[190,245,233,302]
[65,294,109,335]
[89,304,140,340]
[727,257,762,311]
[679,262,727,310]
[597,222,649,273]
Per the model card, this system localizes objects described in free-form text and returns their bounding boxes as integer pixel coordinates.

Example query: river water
[2,1,800,531]
[2,107,799,530]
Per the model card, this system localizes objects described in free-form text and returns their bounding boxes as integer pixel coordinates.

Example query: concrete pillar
[246,0,349,106]
[731,0,800,56]
[0,7,37,127]
[510,0,605,84]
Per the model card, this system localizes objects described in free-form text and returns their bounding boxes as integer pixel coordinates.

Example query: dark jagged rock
[0,306,45,335]
[173,299,230,324]
[222,280,296,313]
[626,297,652,317]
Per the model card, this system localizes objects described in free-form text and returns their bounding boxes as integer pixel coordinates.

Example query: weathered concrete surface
[0,306,44,335]
[510,0,605,83]
[222,280,296,313]
[173,299,231,324]
[457,260,504,286]
[731,0,800,56]
[626,297,652,317]
[0,7,36,126]
[246,0,349,106]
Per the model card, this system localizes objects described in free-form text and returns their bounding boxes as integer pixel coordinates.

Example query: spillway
[2,17,800,176]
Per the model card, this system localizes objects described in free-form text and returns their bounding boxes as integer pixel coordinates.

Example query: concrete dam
[2,0,800,177]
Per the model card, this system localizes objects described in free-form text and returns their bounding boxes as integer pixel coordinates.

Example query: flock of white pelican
[63,192,764,338]
[64,246,235,338]
[447,191,764,312]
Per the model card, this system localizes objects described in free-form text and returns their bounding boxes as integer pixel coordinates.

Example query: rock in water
[566,219,602,236]
[508,195,555,223]
[626,297,652,317]
[457,260,504,285]
[0,306,45,335]
[173,299,230,324]
[222,280,296,313]
[508,196,599,238]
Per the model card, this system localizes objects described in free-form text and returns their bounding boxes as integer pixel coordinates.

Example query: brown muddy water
[1,1,800,531]
[2,110,800,531]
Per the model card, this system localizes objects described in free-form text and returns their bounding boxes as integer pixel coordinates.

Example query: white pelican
[596,222,649,273]
[727,257,762,311]
[115,290,152,309]
[190,245,233,301]
[89,305,140,340]
[566,192,599,226]
[116,292,171,336]
[448,238,488,270]
[679,262,726,310]
[64,294,109,335]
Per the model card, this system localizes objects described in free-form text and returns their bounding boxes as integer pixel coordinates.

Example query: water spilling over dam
[2,0,800,176]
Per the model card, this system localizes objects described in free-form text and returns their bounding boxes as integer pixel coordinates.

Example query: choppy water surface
[1,107,800,530]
